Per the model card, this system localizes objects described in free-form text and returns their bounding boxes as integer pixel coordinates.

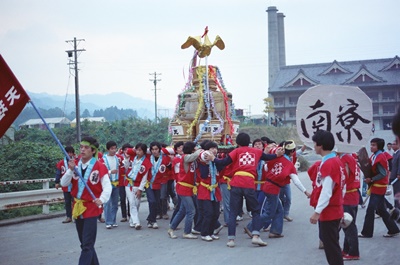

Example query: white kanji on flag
[0,55,31,138]
[0,100,8,120]
[239,152,256,166]
[5,86,20,106]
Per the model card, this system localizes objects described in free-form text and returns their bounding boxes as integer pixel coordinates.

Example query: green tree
[14,128,53,142]
[14,117,171,151]
[82,109,91,118]
[0,141,62,192]
[14,107,68,127]
[263,97,275,125]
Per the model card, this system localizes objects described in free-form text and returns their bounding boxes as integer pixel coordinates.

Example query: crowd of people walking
[55,109,400,265]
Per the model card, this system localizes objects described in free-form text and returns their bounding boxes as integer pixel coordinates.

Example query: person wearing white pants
[124,143,151,230]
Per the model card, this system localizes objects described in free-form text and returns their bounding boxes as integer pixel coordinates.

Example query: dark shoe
[62,217,72,223]
[120,217,128,222]
[98,217,105,223]
[269,233,284,238]
[243,227,252,238]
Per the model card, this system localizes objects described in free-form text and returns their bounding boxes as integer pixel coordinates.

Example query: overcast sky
[1,0,399,115]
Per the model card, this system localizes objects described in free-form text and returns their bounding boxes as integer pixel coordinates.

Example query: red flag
[0,54,30,138]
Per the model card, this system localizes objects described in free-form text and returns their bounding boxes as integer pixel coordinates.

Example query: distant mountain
[27,91,173,119]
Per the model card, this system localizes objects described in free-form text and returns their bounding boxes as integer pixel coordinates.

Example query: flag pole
[29,100,97,201]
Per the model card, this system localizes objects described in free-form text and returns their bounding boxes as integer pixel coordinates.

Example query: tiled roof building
[267,6,400,129]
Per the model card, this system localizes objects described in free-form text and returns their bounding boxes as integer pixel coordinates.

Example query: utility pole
[66,37,85,142]
[149,72,161,122]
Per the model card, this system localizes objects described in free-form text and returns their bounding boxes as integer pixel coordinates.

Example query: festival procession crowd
[54,111,400,265]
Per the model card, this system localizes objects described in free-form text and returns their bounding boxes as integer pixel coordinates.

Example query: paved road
[1,172,399,265]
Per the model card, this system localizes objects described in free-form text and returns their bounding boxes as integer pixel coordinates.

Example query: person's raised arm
[184,149,202,163]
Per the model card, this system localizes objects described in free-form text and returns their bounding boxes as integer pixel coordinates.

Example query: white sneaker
[284,216,293,222]
[201,235,213,242]
[226,240,235,248]
[213,225,224,235]
[236,216,243,221]
[191,229,201,235]
[183,233,198,239]
[168,229,177,239]
[318,240,324,249]
[112,224,118,227]
[130,223,135,228]
[263,224,271,232]
[211,235,220,240]
[152,222,159,229]
[147,222,153,228]
[106,225,112,229]
[135,224,142,230]
[252,236,268,246]
[383,232,399,237]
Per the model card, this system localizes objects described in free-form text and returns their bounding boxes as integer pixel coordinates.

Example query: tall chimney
[277,12,286,67]
[267,6,279,88]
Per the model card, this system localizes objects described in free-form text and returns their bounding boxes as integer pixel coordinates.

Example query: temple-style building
[267,6,400,130]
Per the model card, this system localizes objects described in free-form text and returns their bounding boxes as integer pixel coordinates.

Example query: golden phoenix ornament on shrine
[181,26,225,58]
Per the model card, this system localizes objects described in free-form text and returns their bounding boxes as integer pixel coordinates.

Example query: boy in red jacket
[359,138,399,238]
[309,130,345,265]
[61,136,111,265]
